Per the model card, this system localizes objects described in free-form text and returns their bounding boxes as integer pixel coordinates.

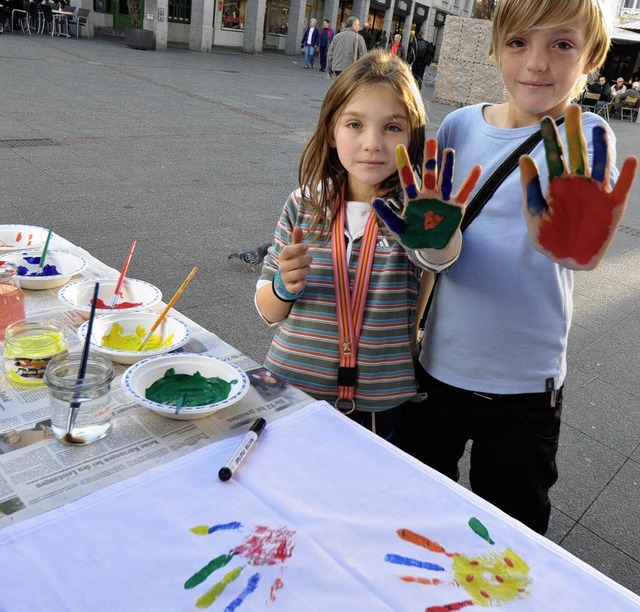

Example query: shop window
[93,0,111,12]
[266,0,288,34]
[222,0,245,29]
[169,0,191,23]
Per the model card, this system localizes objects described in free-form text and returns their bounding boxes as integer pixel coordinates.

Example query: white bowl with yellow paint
[77,312,191,365]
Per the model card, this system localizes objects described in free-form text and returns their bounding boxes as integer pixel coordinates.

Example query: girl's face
[499,24,595,126]
[331,85,410,202]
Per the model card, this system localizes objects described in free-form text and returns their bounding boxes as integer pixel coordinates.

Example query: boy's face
[499,25,595,125]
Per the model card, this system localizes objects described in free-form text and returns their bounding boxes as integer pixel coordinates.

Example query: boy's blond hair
[489,0,611,98]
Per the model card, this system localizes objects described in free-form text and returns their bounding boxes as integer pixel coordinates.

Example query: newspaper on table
[0,235,313,528]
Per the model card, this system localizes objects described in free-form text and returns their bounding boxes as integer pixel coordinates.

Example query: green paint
[145,368,237,407]
[195,566,243,608]
[401,198,463,250]
[184,552,235,589]
[190,525,210,535]
[468,517,495,545]
[542,117,565,179]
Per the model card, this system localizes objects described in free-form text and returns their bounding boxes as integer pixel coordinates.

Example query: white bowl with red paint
[58,277,163,317]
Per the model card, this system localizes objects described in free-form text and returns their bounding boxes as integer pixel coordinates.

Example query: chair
[40,3,53,34]
[621,96,639,122]
[580,91,601,112]
[26,1,38,32]
[68,6,89,37]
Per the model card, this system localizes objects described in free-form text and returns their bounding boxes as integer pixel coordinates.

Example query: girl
[255,52,477,441]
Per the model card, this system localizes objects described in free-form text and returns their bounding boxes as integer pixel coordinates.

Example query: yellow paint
[452,547,530,606]
[4,330,67,386]
[101,323,174,352]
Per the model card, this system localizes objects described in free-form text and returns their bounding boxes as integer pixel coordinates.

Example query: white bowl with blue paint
[2,250,87,290]
[123,353,250,420]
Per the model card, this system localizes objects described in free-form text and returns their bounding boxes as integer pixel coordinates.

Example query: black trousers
[341,404,401,444]
[398,370,562,535]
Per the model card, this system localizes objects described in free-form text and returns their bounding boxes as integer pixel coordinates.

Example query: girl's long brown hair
[298,51,427,238]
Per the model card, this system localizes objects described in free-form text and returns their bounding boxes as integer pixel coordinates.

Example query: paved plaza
[1,32,639,596]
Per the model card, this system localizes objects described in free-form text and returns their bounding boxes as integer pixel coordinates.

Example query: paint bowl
[0,225,50,254]
[58,277,162,317]
[1,250,87,290]
[123,354,250,421]
[77,312,191,365]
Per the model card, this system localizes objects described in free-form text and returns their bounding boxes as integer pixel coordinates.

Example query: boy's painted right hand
[373,140,482,250]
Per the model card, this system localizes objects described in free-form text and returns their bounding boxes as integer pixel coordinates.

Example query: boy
[396,0,637,534]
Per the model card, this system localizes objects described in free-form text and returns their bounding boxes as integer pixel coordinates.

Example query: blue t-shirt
[421,104,618,394]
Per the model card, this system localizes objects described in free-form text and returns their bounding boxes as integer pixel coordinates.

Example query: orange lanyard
[331,203,379,413]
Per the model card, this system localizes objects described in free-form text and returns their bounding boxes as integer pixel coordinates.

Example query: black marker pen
[218,418,266,482]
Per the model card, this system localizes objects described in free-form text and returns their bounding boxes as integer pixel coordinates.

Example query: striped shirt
[260,189,420,411]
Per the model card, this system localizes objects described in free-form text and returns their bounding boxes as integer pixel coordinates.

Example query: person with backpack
[410,32,435,88]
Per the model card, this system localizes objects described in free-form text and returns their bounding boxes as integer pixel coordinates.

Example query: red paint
[504,557,514,568]
[423,174,436,190]
[397,529,456,556]
[269,577,284,602]
[92,297,143,309]
[465,574,474,582]
[424,210,444,230]
[495,575,504,583]
[425,600,474,612]
[401,166,415,187]
[539,177,618,266]
[469,560,479,566]
[399,576,445,585]
[16,232,22,242]
[480,590,489,599]
[233,524,295,567]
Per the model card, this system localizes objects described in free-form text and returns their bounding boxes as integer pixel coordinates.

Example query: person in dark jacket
[318,19,334,72]
[301,19,320,69]
[409,33,435,88]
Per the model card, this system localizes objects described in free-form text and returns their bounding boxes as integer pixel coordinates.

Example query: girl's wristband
[272,271,305,302]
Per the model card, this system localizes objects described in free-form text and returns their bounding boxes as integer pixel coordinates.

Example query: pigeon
[227,243,271,272]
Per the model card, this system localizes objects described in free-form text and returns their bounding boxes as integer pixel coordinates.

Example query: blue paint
[208,521,243,534]
[24,256,41,264]
[17,264,61,277]
[525,177,547,216]
[424,159,437,171]
[225,572,260,612]
[405,184,418,199]
[373,198,406,235]
[591,126,607,184]
[441,151,454,201]
[384,553,445,571]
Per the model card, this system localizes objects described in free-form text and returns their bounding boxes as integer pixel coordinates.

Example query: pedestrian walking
[318,19,334,72]
[301,18,320,69]
[327,16,367,78]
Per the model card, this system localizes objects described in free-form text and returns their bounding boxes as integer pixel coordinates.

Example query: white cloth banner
[0,401,638,611]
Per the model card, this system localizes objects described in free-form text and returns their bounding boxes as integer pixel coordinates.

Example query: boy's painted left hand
[520,104,638,270]
[373,140,482,250]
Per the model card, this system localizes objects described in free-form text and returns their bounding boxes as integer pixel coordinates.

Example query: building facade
[90,0,474,53]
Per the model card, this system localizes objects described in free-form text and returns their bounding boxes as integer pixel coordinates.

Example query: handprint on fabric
[184,521,296,609]
[384,517,531,611]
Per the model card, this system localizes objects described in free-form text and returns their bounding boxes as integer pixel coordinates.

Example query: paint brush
[175,395,185,415]
[138,266,197,350]
[38,225,53,275]
[110,239,137,309]
[64,282,100,444]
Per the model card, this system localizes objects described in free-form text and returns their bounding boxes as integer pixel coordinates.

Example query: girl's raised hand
[520,104,638,271]
[373,139,482,250]
[278,226,312,296]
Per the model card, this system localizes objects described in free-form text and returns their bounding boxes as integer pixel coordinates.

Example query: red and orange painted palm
[520,104,638,271]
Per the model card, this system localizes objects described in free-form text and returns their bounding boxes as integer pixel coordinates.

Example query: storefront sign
[394,0,412,16]
[370,0,391,9]
[414,5,427,21]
